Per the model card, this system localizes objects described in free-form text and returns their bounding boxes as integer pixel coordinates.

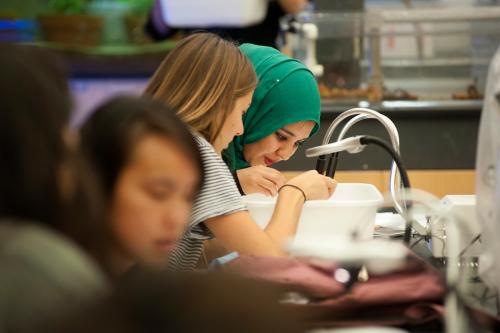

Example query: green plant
[47,0,89,14]
[118,0,154,16]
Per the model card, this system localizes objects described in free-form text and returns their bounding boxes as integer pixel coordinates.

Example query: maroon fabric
[222,254,447,327]
[223,255,445,303]
[223,256,345,298]
[317,261,445,309]
[467,305,500,331]
[223,254,500,329]
[290,303,445,329]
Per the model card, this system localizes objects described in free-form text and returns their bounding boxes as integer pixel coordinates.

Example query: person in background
[80,96,204,276]
[223,43,321,196]
[144,32,336,271]
[0,44,108,332]
[145,0,308,48]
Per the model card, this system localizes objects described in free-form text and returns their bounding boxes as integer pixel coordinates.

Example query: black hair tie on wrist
[278,184,307,203]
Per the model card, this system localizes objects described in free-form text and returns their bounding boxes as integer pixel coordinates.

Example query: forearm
[264,186,305,247]
[205,211,287,257]
[204,185,308,257]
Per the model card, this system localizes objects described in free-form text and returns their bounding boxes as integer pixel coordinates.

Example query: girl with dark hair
[80,96,204,275]
[0,45,103,241]
[0,44,108,332]
[0,44,108,261]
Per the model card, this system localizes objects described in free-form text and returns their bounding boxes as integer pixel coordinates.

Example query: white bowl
[243,183,383,243]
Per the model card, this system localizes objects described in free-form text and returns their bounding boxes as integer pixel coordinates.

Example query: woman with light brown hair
[145,33,336,271]
[145,32,255,152]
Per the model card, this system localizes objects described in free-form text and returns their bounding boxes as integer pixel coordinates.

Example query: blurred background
[2,0,500,197]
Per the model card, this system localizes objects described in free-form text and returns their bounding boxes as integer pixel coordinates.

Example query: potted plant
[37,0,104,46]
[120,0,154,44]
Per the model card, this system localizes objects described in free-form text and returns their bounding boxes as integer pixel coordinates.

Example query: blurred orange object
[38,14,103,46]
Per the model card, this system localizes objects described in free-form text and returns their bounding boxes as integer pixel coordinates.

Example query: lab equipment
[391,189,474,333]
[306,102,482,331]
[307,133,412,243]
[306,135,410,190]
[287,5,500,105]
[242,183,383,243]
[306,107,412,243]
[311,108,404,216]
[289,237,407,275]
[296,44,500,333]
[475,45,500,295]
[429,195,481,259]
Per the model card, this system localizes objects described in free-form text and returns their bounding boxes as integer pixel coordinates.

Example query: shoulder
[188,147,246,229]
[0,222,107,288]
[193,133,212,148]
[192,134,220,159]
[0,222,108,318]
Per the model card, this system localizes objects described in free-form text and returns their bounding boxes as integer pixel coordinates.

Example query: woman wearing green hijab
[224,43,321,196]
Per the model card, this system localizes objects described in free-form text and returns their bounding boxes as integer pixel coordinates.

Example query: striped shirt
[167,135,246,271]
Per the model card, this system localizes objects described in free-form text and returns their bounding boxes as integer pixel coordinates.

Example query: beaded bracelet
[278,184,307,203]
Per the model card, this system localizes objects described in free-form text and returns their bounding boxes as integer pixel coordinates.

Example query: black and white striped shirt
[167,135,246,271]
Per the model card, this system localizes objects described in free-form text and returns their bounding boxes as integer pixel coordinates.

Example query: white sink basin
[243,183,383,243]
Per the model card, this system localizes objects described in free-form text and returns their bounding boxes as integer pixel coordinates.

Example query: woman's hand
[237,165,287,196]
[286,170,337,200]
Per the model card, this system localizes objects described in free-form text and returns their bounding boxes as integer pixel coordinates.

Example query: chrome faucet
[317,107,405,214]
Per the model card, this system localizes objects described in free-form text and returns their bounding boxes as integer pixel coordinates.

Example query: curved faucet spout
[320,108,405,214]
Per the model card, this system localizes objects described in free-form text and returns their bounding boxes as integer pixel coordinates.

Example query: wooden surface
[283,170,475,198]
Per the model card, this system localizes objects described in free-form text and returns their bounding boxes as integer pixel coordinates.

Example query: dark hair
[80,95,204,199]
[48,270,302,333]
[0,44,108,267]
[0,44,70,224]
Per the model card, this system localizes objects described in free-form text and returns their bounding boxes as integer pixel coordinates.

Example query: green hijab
[223,43,321,171]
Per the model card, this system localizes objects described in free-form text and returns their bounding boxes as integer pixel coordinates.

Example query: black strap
[231,170,245,195]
